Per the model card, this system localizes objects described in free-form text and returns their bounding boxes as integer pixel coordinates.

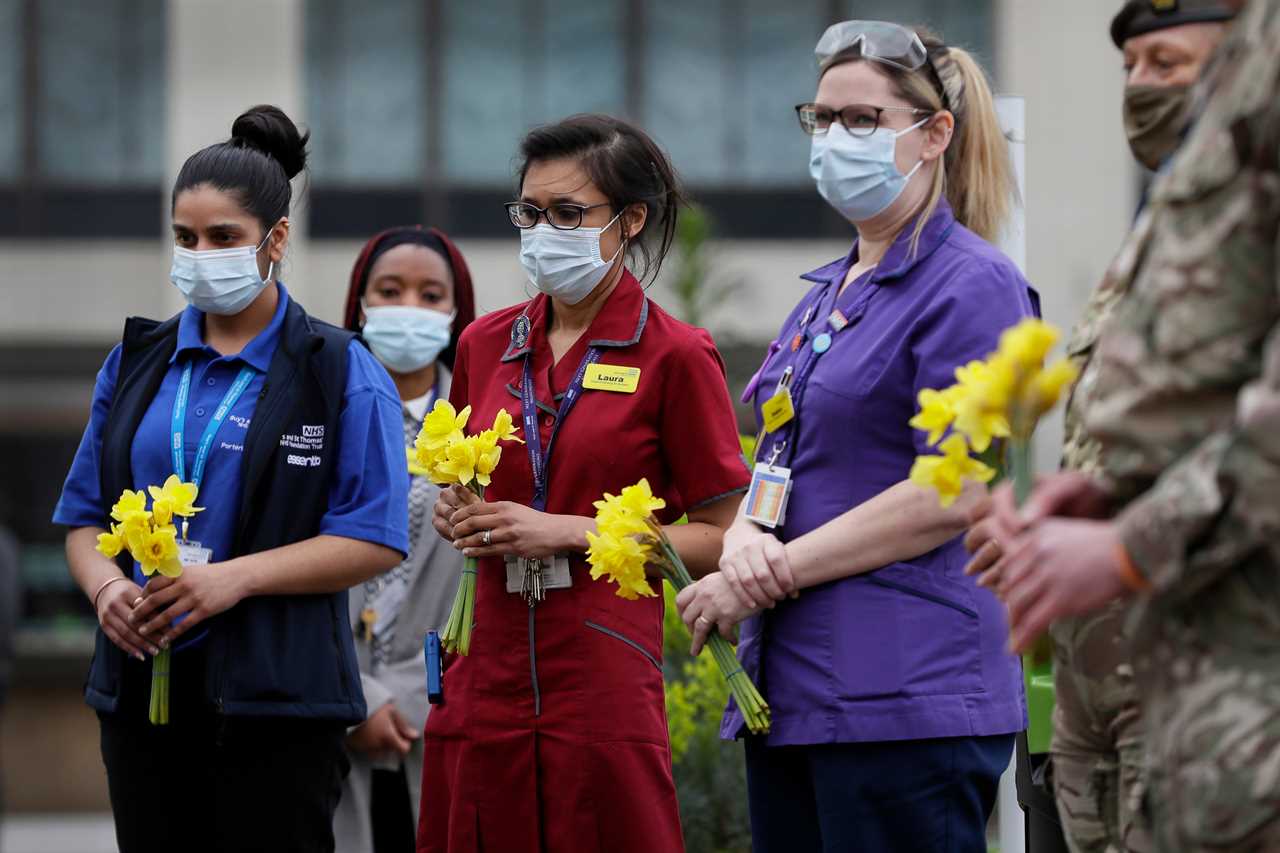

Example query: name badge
[583,364,641,394]
[504,555,573,593]
[178,540,213,566]
[744,464,793,529]
[761,389,795,433]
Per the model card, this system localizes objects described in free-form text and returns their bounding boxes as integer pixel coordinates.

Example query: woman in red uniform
[416,114,749,852]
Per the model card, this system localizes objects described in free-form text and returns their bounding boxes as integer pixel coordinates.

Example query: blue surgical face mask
[170,227,276,316]
[809,118,930,223]
[361,304,455,374]
[519,211,625,305]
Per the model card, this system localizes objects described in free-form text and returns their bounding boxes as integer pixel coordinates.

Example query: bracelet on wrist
[92,575,129,612]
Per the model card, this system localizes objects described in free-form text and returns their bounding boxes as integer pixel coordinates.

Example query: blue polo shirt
[54,283,410,592]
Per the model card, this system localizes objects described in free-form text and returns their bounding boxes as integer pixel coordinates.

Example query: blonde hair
[821,30,1015,252]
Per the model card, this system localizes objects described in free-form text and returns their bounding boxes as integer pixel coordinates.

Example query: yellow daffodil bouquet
[412,400,522,655]
[586,479,771,735]
[909,318,1078,507]
[95,475,203,725]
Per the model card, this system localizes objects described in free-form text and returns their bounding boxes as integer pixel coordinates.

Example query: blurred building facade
[0,0,1134,813]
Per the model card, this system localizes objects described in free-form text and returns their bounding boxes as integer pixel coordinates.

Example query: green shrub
[664,582,753,853]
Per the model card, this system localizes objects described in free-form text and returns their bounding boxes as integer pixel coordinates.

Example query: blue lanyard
[171,361,257,488]
[521,346,601,512]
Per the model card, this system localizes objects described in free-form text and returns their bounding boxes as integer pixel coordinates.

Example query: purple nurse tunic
[723,199,1034,746]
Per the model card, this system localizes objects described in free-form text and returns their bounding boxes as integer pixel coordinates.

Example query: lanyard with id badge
[513,335,600,604]
[170,361,256,566]
[745,269,879,529]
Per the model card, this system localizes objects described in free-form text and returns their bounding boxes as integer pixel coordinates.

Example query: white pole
[994,93,1028,853]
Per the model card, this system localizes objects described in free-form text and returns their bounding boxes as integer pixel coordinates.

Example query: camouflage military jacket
[1077,0,1280,602]
[1061,270,1127,477]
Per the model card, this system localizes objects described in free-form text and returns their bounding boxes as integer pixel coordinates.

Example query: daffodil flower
[586,477,772,734]
[491,409,523,444]
[998,319,1059,370]
[436,437,480,486]
[407,446,430,477]
[909,388,958,446]
[585,529,656,600]
[112,489,150,522]
[473,432,503,487]
[134,523,183,578]
[618,479,667,518]
[591,491,648,541]
[96,524,125,559]
[147,475,203,527]
[1022,358,1080,423]
[909,434,996,507]
[952,394,1012,454]
[419,400,470,453]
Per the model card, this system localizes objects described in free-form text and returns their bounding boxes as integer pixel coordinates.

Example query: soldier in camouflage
[988,0,1280,848]
[966,3,1234,850]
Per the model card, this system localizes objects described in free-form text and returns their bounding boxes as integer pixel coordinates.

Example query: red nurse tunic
[416,270,750,853]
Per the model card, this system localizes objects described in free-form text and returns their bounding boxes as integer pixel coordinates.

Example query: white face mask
[361,304,455,374]
[170,227,276,316]
[518,211,624,305]
[810,118,929,223]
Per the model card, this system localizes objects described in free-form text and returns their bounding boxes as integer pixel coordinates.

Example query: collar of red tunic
[498,268,649,363]
[800,196,958,287]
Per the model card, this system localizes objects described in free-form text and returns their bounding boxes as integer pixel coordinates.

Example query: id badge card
[177,539,212,566]
[760,388,795,433]
[504,555,573,594]
[744,464,793,529]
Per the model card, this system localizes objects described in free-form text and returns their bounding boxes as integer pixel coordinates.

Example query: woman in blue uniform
[52,105,410,853]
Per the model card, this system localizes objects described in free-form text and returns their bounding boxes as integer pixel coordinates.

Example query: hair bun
[231,104,309,180]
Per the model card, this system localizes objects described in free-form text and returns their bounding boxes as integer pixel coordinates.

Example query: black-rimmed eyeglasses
[505,201,611,231]
[795,102,931,137]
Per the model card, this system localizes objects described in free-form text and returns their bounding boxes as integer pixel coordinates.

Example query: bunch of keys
[520,557,546,606]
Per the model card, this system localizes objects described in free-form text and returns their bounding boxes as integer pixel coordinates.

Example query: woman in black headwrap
[334,227,476,853]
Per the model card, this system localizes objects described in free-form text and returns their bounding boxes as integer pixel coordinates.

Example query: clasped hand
[432,484,582,559]
[113,562,248,651]
[963,472,1132,653]
[676,519,797,656]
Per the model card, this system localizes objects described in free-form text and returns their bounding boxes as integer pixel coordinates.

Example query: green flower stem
[441,558,476,655]
[649,523,771,734]
[1011,438,1034,508]
[440,481,486,656]
[148,646,171,726]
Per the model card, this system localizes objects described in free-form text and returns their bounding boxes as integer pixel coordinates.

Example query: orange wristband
[1114,542,1152,593]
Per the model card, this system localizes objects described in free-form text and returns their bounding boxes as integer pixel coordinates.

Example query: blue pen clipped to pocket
[425,630,444,705]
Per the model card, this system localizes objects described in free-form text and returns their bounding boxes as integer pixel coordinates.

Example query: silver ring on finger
[696,615,712,627]
[482,529,492,547]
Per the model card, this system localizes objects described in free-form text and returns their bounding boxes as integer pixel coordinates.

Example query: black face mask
[1123,84,1193,170]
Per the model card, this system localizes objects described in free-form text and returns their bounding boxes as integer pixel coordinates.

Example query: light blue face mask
[519,211,625,305]
[170,227,276,316]
[361,305,455,374]
[809,118,930,223]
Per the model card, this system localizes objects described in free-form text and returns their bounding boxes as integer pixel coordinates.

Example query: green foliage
[664,582,752,853]
[669,204,743,330]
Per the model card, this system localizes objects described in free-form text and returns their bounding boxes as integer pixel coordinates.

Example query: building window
[1,0,167,237]
[305,0,426,186]
[0,1,20,182]
[305,0,994,238]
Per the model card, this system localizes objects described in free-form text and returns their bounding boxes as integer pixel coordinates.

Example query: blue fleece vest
[89,299,367,723]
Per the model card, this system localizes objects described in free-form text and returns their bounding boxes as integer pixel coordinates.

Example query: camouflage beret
[1111,0,1237,48]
